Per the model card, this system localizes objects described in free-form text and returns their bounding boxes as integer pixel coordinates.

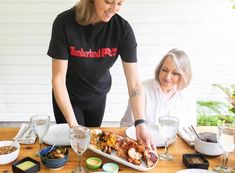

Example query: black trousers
[52,92,106,127]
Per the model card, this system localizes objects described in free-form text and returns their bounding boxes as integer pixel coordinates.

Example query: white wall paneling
[0,0,235,122]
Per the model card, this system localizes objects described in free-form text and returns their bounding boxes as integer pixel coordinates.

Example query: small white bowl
[102,163,119,173]
[194,137,223,156]
[0,140,20,165]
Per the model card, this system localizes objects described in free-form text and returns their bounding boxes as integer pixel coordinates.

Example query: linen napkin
[13,123,37,144]
[178,126,195,146]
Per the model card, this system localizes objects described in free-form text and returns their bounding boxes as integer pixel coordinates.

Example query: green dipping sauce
[16,161,36,171]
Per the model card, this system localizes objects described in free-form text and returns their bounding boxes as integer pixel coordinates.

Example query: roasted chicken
[90,130,158,168]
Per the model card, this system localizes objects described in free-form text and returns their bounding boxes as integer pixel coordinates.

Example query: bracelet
[134,119,146,127]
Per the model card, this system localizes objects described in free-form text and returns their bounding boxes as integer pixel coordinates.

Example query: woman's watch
[134,119,146,127]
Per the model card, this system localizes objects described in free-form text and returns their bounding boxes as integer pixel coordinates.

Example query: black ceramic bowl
[12,157,40,173]
[39,146,68,169]
[183,153,209,169]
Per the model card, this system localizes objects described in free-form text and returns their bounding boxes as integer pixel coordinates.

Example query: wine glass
[158,116,179,161]
[214,123,235,173]
[30,114,50,155]
[70,125,90,173]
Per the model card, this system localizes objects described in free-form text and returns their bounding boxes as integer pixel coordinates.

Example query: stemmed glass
[158,116,179,161]
[214,123,235,173]
[70,125,90,173]
[30,114,50,155]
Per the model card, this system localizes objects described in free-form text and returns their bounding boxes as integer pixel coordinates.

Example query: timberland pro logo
[70,46,117,58]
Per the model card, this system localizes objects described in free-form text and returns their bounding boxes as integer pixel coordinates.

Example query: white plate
[125,125,176,147]
[88,144,159,172]
[176,169,216,173]
[43,123,70,146]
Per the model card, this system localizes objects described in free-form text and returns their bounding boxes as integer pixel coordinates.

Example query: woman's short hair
[74,0,94,25]
[154,48,192,90]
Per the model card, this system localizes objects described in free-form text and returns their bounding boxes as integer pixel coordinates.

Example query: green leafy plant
[197,100,235,126]
[213,84,235,114]
[197,114,234,126]
[197,100,228,115]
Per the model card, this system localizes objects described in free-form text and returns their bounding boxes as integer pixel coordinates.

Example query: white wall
[0,0,235,122]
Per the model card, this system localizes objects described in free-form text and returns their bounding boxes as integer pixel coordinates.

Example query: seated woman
[120,48,197,127]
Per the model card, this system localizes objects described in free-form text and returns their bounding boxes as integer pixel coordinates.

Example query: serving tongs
[7,125,30,154]
[46,127,66,155]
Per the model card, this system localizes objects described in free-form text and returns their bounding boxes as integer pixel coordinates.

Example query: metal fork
[188,126,201,139]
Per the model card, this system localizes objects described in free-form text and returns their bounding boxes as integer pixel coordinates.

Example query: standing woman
[48,0,154,148]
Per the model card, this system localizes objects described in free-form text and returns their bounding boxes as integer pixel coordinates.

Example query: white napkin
[13,123,37,144]
[178,126,195,146]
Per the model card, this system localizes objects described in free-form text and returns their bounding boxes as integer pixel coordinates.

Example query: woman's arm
[122,61,145,121]
[122,61,155,149]
[51,58,78,127]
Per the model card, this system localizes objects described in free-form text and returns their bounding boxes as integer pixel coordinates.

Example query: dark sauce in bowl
[199,132,217,143]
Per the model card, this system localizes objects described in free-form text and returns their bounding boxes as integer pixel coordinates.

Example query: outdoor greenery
[232,0,235,9]
[197,114,234,126]
[212,84,235,114]
[196,83,235,126]
[197,101,235,126]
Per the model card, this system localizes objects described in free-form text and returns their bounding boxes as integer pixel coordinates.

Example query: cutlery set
[13,123,37,144]
[179,126,198,146]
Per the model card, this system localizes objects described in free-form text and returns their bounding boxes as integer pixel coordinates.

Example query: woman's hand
[135,123,156,150]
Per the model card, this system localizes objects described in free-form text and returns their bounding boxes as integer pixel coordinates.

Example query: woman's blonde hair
[74,0,95,25]
[154,48,192,90]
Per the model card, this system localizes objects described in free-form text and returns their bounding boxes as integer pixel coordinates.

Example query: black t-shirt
[47,8,137,101]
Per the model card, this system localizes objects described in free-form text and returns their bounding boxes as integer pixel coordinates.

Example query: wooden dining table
[0,127,235,173]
